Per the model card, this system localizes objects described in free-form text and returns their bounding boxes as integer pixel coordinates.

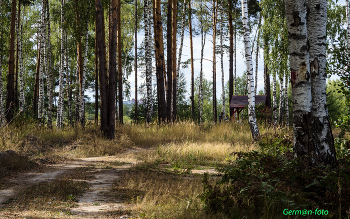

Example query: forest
[1,0,350,218]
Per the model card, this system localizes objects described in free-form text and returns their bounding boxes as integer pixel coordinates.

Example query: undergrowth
[201,132,350,218]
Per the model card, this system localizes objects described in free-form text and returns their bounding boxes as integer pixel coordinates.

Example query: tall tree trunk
[96,0,108,134]
[166,0,172,122]
[278,74,284,125]
[153,0,166,123]
[0,32,4,126]
[117,0,123,124]
[212,0,217,123]
[263,32,271,109]
[234,6,237,95]
[254,14,261,96]
[145,0,153,123]
[75,58,80,124]
[308,0,336,165]
[6,0,17,123]
[220,2,225,117]
[107,0,117,139]
[57,0,65,128]
[18,8,24,113]
[272,72,277,124]
[198,0,206,123]
[81,20,88,127]
[285,0,316,164]
[47,0,53,129]
[134,0,138,124]
[95,21,99,125]
[67,54,72,126]
[228,0,233,117]
[176,0,186,101]
[242,0,259,139]
[34,36,40,119]
[346,0,350,48]
[75,0,83,126]
[189,0,194,120]
[38,0,46,125]
[15,1,20,109]
[172,0,177,122]
[285,73,289,127]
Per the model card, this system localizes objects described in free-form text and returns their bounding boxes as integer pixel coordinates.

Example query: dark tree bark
[172,0,177,122]
[166,0,172,122]
[189,0,194,120]
[94,22,99,125]
[107,0,117,139]
[75,0,83,125]
[212,0,217,123]
[153,0,166,123]
[228,0,233,117]
[6,0,17,123]
[134,0,138,124]
[95,0,107,134]
[117,0,123,124]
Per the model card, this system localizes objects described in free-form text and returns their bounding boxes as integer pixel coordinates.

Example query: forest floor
[0,145,220,218]
[0,122,293,218]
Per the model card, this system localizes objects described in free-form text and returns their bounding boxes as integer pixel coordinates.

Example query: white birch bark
[278,75,284,125]
[285,73,289,127]
[346,0,350,48]
[145,0,153,123]
[285,0,315,161]
[47,0,53,128]
[242,0,259,139]
[38,0,46,123]
[254,16,261,96]
[220,4,225,116]
[19,17,24,112]
[80,21,88,126]
[308,0,336,165]
[66,51,71,126]
[75,57,80,124]
[272,72,277,124]
[57,0,65,129]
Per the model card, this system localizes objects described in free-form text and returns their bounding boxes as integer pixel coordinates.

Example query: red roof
[230,95,267,108]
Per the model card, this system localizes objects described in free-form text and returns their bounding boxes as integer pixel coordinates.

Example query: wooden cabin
[230,95,267,120]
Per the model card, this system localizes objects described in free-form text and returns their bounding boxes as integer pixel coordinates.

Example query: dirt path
[0,147,217,218]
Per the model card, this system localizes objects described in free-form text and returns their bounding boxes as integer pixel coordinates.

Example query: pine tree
[145,0,153,123]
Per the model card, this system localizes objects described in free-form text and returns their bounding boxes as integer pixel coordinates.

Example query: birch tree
[80,20,88,127]
[19,13,24,113]
[145,0,153,123]
[46,0,53,129]
[242,0,259,139]
[285,0,315,163]
[57,0,65,129]
[346,0,350,47]
[38,0,46,124]
[308,0,336,165]
[278,74,284,125]
[285,73,289,127]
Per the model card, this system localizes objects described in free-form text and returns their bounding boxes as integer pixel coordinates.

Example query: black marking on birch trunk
[310,57,319,77]
[292,12,303,26]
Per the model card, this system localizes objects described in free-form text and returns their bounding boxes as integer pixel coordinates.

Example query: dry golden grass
[112,169,227,219]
